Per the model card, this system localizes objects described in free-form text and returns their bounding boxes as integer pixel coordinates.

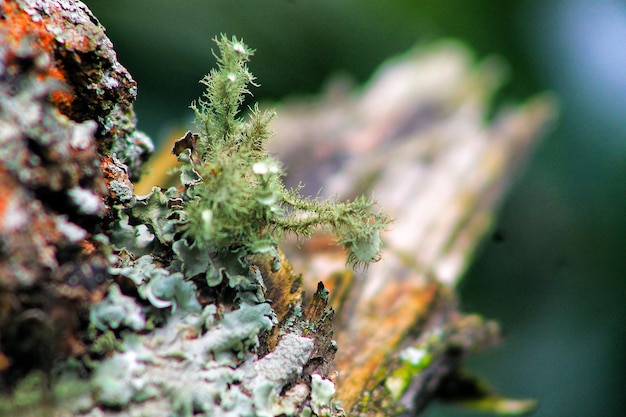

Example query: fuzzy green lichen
[177,34,390,272]
[83,34,387,417]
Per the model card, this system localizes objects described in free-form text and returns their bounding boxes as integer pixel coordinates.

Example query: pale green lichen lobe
[310,374,336,416]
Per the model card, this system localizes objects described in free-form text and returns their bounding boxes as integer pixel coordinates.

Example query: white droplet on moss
[227,73,236,82]
[253,162,268,175]
[201,209,213,234]
[233,43,245,54]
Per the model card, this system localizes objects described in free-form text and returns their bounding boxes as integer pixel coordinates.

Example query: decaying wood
[270,44,555,415]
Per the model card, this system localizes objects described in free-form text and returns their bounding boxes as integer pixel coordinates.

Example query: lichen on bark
[0,0,149,397]
[0,1,554,416]
[83,33,385,417]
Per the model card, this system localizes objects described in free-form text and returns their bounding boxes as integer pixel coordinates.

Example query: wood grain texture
[271,42,555,414]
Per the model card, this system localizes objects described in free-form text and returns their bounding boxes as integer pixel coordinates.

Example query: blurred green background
[83,1,625,416]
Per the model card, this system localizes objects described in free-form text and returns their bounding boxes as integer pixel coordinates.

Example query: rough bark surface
[0,0,150,391]
[0,1,554,416]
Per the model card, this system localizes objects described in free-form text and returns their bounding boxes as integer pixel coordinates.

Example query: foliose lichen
[89,283,146,331]
[76,34,390,416]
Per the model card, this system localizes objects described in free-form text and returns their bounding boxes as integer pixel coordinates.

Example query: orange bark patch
[1,2,56,53]
[333,281,441,411]
[0,1,73,109]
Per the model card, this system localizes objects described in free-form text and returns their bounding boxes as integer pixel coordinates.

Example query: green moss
[176,34,391,274]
